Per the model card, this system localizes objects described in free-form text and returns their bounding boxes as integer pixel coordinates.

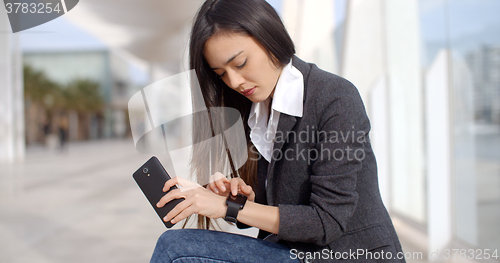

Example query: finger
[208,180,219,194]
[213,173,229,190]
[157,189,183,208]
[247,187,256,201]
[236,182,255,201]
[169,205,195,224]
[230,178,245,196]
[209,172,226,183]
[209,173,229,194]
[215,177,228,193]
[176,177,202,192]
[164,199,192,223]
[241,184,252,195]
[163,177,180,192]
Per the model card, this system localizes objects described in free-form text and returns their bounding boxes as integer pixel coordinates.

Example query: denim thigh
[150,229,299,263]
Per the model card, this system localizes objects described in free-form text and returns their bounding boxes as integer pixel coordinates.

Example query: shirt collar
[271,61,304,117]
[248,62,304,124]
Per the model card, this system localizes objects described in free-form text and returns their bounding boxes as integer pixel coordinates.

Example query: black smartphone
[133,156,184,228]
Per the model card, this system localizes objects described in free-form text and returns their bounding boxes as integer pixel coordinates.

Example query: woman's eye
[236,59,247,69]
[217,72,226,77]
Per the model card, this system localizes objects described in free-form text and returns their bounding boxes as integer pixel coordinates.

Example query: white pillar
[384,0,425,223]
[370,76,391,208]
[425,49,453,258]
[282,0,337,73]
[341,0,385,108]
[0,12,25,163]
[342,0,425,223]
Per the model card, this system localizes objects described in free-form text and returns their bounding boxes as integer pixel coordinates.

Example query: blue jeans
[150,229,300,263]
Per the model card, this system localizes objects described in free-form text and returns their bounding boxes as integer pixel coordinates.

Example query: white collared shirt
[247,61,304,162]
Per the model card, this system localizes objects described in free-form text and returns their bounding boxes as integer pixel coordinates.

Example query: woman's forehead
[204,33,255,65]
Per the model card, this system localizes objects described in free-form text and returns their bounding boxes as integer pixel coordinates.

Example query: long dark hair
[189,0,295,229]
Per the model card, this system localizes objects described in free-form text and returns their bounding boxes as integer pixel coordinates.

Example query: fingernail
[171,219,175,224]
[163,216,168,221]
[221,186,226,192]
[214,188,219,194]
[157,202,161,207]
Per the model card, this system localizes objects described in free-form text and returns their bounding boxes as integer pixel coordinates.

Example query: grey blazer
[248,56,404,262]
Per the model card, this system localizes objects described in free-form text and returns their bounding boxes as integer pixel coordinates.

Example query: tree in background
[23,65,104,144]
[64,79,104,140]
[24,65,61,143]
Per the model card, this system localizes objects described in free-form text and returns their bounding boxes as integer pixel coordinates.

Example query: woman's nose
[226,70,245,90]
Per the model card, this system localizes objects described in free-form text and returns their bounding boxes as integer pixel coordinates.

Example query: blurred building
[23,49,134,143]
[466,45,500,124]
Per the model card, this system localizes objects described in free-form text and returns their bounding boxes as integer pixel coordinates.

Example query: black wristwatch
[224,193,247,223]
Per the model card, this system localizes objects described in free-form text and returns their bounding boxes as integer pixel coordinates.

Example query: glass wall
[420,0,500,251]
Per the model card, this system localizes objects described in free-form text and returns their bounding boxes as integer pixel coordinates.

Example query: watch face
[224,193,247,223]
[227,193,247,206]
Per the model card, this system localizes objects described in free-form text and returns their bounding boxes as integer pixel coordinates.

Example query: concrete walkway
[0,140,168,263]
[0,139,426,263]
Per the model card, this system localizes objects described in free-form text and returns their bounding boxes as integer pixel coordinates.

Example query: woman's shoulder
[292,56,364,112]
[292,56,369,129]
[292,56,360,101]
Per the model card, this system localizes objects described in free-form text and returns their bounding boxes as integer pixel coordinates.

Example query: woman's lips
[242,87,256,96]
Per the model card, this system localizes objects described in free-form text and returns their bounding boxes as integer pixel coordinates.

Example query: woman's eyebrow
[210,50,244,70]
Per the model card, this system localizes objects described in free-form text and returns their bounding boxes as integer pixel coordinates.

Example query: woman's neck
[267,97,273,125]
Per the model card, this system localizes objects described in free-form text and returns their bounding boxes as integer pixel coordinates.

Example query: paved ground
[0,140,166,263]
[0,138,465,263]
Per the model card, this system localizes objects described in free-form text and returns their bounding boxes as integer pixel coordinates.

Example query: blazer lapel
[265,56,311,205]
[266,113,297,205]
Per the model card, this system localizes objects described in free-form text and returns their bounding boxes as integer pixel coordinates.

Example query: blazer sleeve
[277,75,371,246]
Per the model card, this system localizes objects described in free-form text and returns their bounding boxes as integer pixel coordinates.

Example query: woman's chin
[248,97,265,103]
[246,93,271,104]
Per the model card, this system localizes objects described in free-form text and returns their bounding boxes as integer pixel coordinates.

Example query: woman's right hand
[206,172,255,202]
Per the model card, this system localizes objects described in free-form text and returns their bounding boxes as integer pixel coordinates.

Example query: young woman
[151,0,405,262]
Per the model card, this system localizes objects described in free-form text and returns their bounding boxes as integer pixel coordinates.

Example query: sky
[19,16,106,51]
[418,0,500,65]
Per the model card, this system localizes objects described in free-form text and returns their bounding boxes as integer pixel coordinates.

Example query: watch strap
[224,200,241,223]
[224,194,247,223]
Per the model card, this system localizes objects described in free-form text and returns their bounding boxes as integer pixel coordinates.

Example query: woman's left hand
[206,173,255,202]
[156,177,227,224]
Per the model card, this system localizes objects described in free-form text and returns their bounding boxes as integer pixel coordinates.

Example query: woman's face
[203,32,283,103]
